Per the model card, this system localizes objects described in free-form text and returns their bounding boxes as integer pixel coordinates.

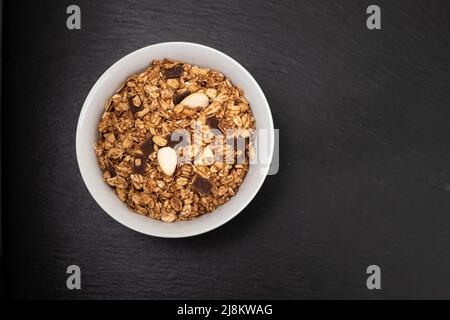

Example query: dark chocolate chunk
[192,175,213,195]
[132,153,147,174]
[128,96,143,114]
[173,90,191,105]
[206,116,220,130]
[140,137,154,157]
[162,65,184,79]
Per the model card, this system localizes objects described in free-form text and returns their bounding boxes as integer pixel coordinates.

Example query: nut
[157,146,177,176]
[180,92,209,108]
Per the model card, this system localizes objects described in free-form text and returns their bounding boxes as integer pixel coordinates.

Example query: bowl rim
[76,41,274,238]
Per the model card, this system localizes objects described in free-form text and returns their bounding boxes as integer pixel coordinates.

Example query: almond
[157,147,177,176]
[180,92,209,108]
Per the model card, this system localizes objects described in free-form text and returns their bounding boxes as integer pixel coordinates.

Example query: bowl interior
[76,42,274,237]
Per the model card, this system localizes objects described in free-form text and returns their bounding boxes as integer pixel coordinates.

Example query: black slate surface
[2,0,450,299]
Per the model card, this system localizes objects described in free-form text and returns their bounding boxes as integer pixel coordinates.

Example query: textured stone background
[2,0,450,299]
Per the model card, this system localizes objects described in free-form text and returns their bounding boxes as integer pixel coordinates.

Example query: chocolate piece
[140,137,154,157]
[173,90,191,105]
[132,153,147,174]
[162,65,184,79]
[206,116,220,130]
[192,175,213,195]
[128,96,143,114]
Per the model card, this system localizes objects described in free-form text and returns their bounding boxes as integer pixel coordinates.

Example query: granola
[94,59,256,222]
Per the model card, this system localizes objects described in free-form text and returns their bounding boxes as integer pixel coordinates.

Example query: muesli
[94,59,256,222]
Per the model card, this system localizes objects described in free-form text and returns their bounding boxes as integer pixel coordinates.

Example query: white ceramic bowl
[76,42,274,237]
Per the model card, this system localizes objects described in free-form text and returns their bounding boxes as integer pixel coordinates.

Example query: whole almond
[157,147,177,176]
[180,92,209,108]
